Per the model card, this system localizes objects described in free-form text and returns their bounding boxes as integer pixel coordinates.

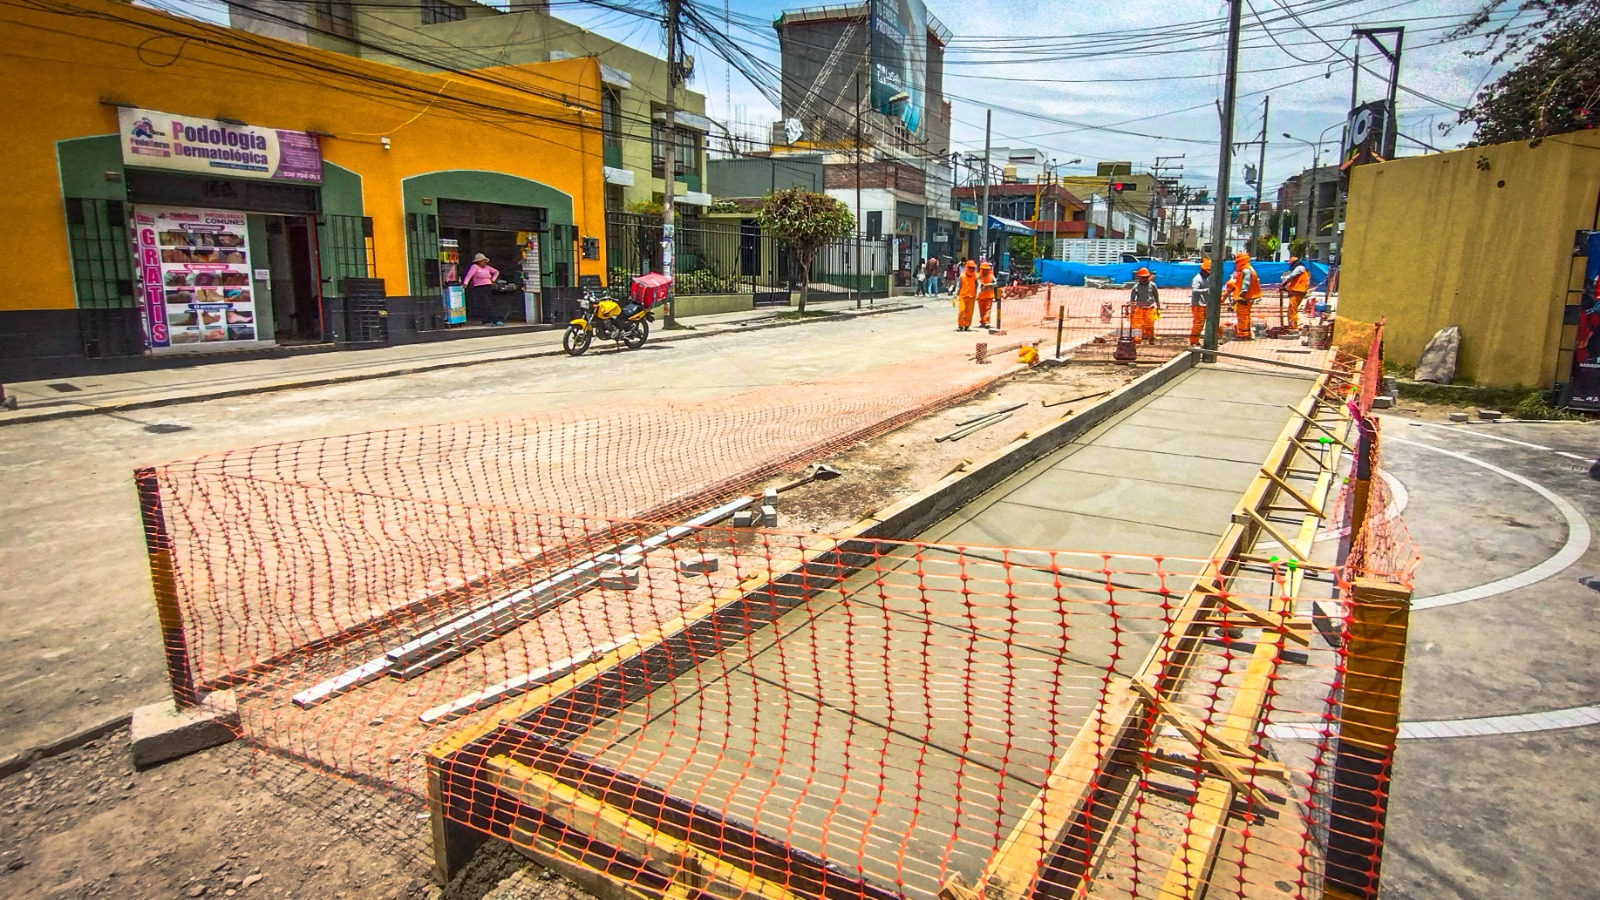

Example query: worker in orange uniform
[1223,251,1261,339]
[977,261,998,329]
[1281,256,1310,330]
[1129,267,1160,343]
[956,259,978,331]
[1189,258,1211,346]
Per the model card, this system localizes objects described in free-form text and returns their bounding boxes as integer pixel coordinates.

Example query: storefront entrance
[438,199,549,324]
[263,215,322,343]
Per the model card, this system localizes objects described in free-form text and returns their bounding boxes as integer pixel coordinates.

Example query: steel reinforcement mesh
[138,332,1411,899]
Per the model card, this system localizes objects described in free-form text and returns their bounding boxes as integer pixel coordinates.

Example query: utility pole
[660,0,680,328]
[855,71,863,308]
[980,109,992,262]
[1305,148,1320,260]
[1248,96,1269,259]
[1204,0,1244,351]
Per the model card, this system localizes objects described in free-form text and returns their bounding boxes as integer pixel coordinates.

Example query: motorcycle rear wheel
[563,324,592,356]
[621,319,650,350]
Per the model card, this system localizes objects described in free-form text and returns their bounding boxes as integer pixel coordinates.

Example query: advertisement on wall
[118,106,322,183]
[868,0,926,135]
[1565,231,1600,411]
[133,205,263,352]
[439,238,465,325]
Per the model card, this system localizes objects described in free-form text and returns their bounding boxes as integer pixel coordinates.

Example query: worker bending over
[977,261,998,329]
[1281,255,1309,329]
[1189,258,1211,346]
[956,259,978,331]
[1223,252,1261,339]
[1129,267,1160,343]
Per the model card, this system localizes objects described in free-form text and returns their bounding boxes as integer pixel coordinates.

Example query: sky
[148,0,1518,194]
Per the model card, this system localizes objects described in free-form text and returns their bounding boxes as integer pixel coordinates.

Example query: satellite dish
[784,118,803,144]
[1351,108,1375,147]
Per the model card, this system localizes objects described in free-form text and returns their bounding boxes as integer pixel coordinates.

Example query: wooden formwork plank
[484,755,803,900]
[1154,387,1348,900]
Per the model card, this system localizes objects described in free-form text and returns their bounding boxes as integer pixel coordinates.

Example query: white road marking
[1391,437,1592,611]
[1267,703,1600,741]
[1409,420,1552,451]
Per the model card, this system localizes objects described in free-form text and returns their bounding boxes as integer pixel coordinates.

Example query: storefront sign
[119,107,322,183]
[959,204,979,229]
[132,205,263,352]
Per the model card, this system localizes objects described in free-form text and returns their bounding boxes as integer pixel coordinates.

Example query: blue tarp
[1035,259,1331,291]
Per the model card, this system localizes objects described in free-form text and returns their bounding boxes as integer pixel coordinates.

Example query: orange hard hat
[979,261,992,269]
[965,259,977,269]
[1135,267,1151,277]
[1234,251,1251,264]
[1200,257,1212,270]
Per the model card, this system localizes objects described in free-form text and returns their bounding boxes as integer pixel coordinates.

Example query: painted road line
[1392,436,1592,611]
[1267,703,1600,742]
[1409,420,1553,451]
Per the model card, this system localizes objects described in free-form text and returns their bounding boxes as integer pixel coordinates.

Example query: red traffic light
[1111,182,1129,192]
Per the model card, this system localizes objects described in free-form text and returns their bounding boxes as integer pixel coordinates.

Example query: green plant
[758,189,854,315]
[1512,391,1590,421]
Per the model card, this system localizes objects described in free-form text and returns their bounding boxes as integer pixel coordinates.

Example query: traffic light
[1112,182,1129,193]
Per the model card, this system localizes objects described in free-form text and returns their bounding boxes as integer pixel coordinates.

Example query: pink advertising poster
[134,206,264,352]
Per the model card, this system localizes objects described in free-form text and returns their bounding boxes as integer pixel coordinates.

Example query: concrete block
[1372,394,1395,409]
[1383,376,1399,395]
[678,556,720,576]
[1477,409,1503,420]
[1449,412,1470,422]
[762,487,779,506]
[597,569,639,591]
[732,510,755,528]
[129,690,238,770]
[759,505,778,527]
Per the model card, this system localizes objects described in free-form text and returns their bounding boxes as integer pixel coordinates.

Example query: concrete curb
[0,712,133,781]
[0,302,921,427]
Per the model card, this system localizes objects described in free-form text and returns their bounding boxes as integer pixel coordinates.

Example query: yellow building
[1,0,607,379]
[1339,130,1600,390]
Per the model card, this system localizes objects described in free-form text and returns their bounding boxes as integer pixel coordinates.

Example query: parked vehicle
[563,290,651,356]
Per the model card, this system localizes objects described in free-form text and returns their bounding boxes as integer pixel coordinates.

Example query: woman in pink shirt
[461,253,501,325]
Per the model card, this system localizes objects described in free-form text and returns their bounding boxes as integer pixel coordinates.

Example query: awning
[674,191,711,207]
[988,215,1035,235]
[603,166,634,186]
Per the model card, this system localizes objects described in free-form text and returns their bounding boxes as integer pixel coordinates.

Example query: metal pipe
[135,467,198,707]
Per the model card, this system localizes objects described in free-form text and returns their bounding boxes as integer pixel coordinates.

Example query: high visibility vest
[1285,265,1310,292]
[958,272,978,300]
[1230,266,1262,301]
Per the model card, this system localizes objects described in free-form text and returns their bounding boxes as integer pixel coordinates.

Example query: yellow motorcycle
[563,290,651,356]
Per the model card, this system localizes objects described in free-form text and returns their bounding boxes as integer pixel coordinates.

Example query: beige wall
[1339,131,1600,388]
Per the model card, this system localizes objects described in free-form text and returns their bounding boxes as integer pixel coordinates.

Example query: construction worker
[977,261,998,329]
[956,259,978,331]
[1281,256,1310,330]
[1223,251,1262,339]
[1189,258,1211,346]
[1129,267,1160,343]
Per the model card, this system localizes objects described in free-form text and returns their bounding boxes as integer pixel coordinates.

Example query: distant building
[1277,165,1341,262]
[226,0,711,215]
[770,3,958,277]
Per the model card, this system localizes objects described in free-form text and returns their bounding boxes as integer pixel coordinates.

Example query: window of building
[602,88,622,149]
[311,0,356,37]
[421,0,465,25]
[651,120,702,180]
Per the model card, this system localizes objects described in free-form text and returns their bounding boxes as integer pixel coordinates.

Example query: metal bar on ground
[135,467,198,707]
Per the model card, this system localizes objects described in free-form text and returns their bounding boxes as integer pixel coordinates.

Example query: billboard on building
[868,0,925,135]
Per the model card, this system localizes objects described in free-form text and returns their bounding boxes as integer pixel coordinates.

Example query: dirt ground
[0,358,1141,899]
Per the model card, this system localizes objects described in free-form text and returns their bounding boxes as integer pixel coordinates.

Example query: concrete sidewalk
[0,296,921,426]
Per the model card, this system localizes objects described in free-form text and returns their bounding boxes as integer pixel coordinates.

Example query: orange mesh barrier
[131,325,1413,899]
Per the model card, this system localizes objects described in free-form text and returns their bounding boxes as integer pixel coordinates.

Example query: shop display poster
[133,205,263,352]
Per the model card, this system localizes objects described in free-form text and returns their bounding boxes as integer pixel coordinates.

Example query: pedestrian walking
[1223,252,1261,339]
[945,261,959,296]
[462,253,502,325]
[956,259,978,331]
[913,259,927,296]
[925,256,941,296]
[1281,255,1309,330]
[1189,258,1211,346]
[1129,267,1160,343]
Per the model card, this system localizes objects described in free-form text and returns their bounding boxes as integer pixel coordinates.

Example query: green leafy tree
[758,189,855,314]
[1008,235,1036,272]
[1451,1,1600,144]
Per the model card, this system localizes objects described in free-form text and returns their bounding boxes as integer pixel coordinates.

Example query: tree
[1451,1,1600,144]
[757,189,854,314]
[1009,235,1036,273]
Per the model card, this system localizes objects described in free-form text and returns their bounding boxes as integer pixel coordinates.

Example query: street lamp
[1282,122,1344,262]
